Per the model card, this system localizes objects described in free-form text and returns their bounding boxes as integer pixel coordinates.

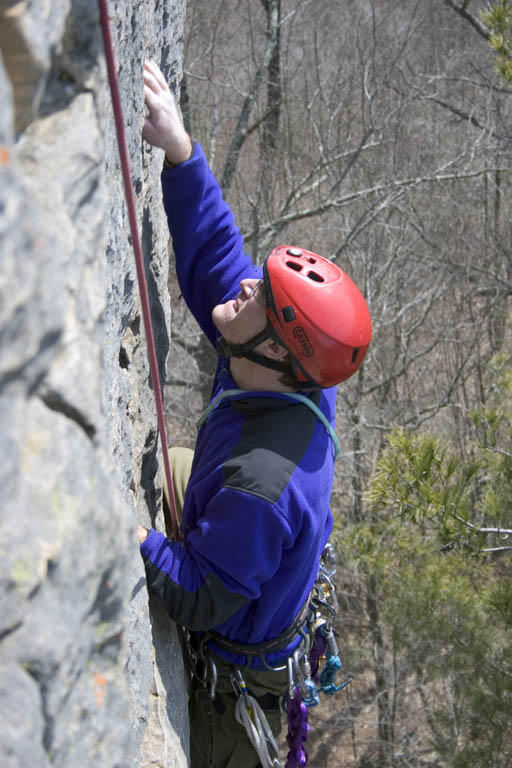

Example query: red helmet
[263,246,372,388]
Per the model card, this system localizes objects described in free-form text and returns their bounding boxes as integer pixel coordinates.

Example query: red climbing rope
[98,0,180,541]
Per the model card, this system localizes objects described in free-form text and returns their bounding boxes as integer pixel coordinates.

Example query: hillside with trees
[165,1,512,765]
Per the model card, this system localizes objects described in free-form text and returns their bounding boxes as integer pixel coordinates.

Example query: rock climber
[137,59,372,768]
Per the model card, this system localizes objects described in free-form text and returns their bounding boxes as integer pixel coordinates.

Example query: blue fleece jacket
[140,143,336,665]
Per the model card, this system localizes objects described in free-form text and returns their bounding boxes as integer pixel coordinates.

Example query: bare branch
[453,514,512,536]
[443,0,491,40]
[481,546,512,553]
[417,94,511,142]
[243,166,508,243]
[416,72,512,96]
[220,0,280,192]
[484,446,512,459]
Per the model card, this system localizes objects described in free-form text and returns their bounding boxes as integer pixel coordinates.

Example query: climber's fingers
[143,64,166,99]
[143,65,180,129]
[137,525,149,544]
[144,59,169,94]
[143,81,163,113]
[143,87,176,143]
[142,60,192,163]
[143,81,157,110]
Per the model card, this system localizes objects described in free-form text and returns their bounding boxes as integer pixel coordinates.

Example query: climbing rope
[97,0,179,540]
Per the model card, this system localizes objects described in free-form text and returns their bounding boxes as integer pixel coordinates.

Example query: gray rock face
[0,2,188,766]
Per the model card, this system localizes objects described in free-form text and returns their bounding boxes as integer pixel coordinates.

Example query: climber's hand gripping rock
[137,525,149,544]
[142,59,192,166]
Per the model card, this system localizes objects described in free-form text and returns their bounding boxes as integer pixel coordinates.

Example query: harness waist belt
[205,597,310,658]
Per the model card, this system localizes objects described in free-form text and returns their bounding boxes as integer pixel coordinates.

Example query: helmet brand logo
[293,327,313,357]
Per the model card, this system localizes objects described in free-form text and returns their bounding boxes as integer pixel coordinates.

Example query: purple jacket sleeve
[139,529,249,631]
[139,145,265,630]
[161,143,261,345]
[139,486,294,631]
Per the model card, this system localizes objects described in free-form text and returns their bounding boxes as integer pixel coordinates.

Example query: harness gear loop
[206,655,218,701]
[287,657,295,702]
[97,0,180,540]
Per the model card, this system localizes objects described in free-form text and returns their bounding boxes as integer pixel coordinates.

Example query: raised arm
[142,61,259,344]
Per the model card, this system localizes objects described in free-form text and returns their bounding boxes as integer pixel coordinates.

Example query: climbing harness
[200,599,311,672]
[98,0,179,539]
[197,388,340,460]
[187,543,352,768]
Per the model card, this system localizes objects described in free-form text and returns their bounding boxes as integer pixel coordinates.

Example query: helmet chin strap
[216,330,291,375]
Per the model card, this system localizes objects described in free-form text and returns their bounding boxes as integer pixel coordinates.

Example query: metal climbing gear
[279,543,352,767]
[309,543,352,697]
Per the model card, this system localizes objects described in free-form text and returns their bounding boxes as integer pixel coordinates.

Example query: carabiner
[206,655,218,700]
[234,669,251,709]
[287,656,296,701]
[321,543,337,579]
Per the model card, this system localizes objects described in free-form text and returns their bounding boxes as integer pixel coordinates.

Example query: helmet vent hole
[307,270,324,283]
[351,347,359,364]
[286,261,303,272]
[307,257,317,264]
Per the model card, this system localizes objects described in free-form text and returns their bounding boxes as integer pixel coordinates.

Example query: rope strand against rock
[98,0,179,540]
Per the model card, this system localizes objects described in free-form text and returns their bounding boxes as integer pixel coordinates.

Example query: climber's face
[212,278,267,345]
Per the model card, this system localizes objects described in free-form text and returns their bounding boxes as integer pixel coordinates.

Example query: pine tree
[482,1,512,84]
[338,355,512,766]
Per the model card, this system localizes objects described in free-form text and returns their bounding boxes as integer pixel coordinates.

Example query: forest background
[164,1,512,766]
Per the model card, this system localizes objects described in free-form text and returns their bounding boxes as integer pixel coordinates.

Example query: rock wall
[0,1,188,766]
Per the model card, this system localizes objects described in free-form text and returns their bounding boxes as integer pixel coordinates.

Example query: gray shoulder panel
[222,393,321,502]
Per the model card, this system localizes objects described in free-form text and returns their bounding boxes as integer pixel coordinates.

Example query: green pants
[164,448,287,768]
[189,660,287,768]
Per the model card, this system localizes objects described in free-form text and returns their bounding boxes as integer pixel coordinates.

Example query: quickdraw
[188,543,351,768]
[232,670,282,768]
